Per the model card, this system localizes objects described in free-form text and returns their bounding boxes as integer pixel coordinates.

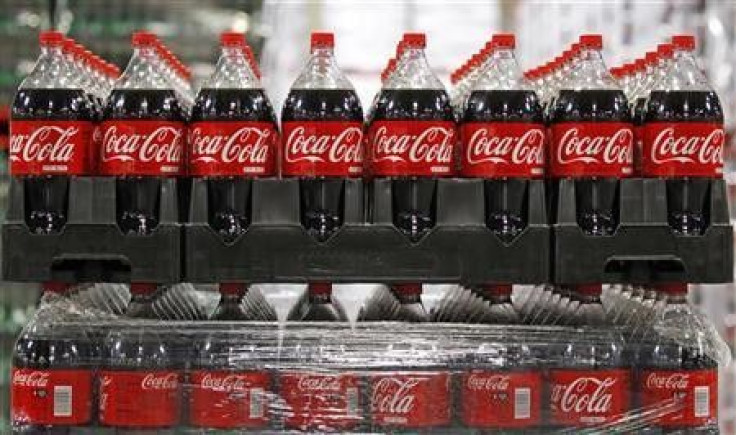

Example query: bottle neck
[205,46,259,89]
[664,48,713,91]
[387,47,444,90]
[474,48,530,91]
[292,46,352,90]
[564,48,617,90]
[22,45,78,89]
[117,45,169,90]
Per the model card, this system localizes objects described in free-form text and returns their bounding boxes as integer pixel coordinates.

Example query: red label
[549,122,634,177]
[188,370,270,428]
[98,120,185,176]
[461,370,542,428]
[99,370,180,428]
[370,371,450,428]
[11,368,92,426]
[549,369,630,426]
[640,369,717,427]
[280,371,361,431]
[366,120,457,176]
[188,121,278,177]
[10,119,93,175]
[281,121,363,177]
[460,122,545,178]
[642,122,724,177]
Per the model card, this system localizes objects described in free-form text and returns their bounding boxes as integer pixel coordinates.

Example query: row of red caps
[39,31,120,80]
[609,35,696,83]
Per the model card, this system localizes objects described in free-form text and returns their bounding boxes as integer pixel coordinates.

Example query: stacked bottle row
[11,289,724,433]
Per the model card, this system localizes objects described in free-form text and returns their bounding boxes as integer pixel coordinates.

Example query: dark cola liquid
[103,89,186,235]
[281,89,363,241]
[12,330,95,433]
[464,90,543,242]
[12,88,96,234]
[370,89,454,241]
[551,89,630,235]
[646,91,722,235]
[191,88,277,242]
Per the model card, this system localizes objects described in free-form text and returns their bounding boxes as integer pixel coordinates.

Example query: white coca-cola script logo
[102,125,182,164]
[556,127,632,166]
[297,375,342,392]
[285,126,362,163]
[650,127,723,165]
[466,128,544,166]
[466,374,511,392]
[12,370,50,388]
[200,373,247,392]
[373,126,454,164]
[646,373,689,390]
[190,126,272,165]
[10,126,80,163]
[371,377,420,415]
[141,373,178,390]
[552,377,616,414]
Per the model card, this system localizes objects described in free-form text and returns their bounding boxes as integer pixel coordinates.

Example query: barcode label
[514,387,531,419]
[53,386,72,417]
[694,386,709,417]
[250,387,264,418]
[346,387,359,417]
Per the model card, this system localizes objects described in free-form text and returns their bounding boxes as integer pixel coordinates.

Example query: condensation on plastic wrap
[8,286,731,434]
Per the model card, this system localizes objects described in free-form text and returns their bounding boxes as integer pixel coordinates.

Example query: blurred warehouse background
[0,0,735,431]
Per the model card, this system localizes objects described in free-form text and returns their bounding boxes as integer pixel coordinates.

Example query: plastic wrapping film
[9,283,731,433]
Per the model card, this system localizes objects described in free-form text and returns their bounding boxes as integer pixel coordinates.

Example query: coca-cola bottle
[187,331,271,431]
[10,31,96,234]
[643,35,724,235]
[547,330,631,428]
[288,282,347,321]
[637,283,718,430]
[461,341,542,430]
[11,284,95,433]
[366,32,456,241]
[99,31,186,235]
[367,341,452,431]
[549,34,633,235]
[281,32,364,241]
[100,296,181,432]
[460,33,545,242]
[189,32,278,244]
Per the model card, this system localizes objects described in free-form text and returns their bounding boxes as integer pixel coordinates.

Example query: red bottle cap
[655,282,688,295]
[393,283,422,296]
[220,31,245,47]
[635,58,646,71]
[571,42,581,55]
[42,282,70,294]
[483,284,512,297]
[310,31,334,49]
[657,43,674,59]
[220,283,247,295]
[395,41,406,58]
[130,283,157,295]
[579,34,603,49]
[402,32,426,49]
[308,282,332,296]
[132,31,157,46]
[62,37,76,54]
[645,51,658,66]
[671,34,696,51]
[574,283,602,296]
[492,33,515,49]
[39,30,64,46]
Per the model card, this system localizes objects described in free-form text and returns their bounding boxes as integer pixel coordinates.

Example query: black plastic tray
[2,177,181,283]
[552,178,733,284]
[184,178,550,284]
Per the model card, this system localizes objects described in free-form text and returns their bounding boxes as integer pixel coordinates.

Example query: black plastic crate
[2,177,181,283]
[184,178,550,284]
[553,178,733,284]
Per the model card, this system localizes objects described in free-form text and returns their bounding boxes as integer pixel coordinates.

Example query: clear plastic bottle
[289,282,347,321]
